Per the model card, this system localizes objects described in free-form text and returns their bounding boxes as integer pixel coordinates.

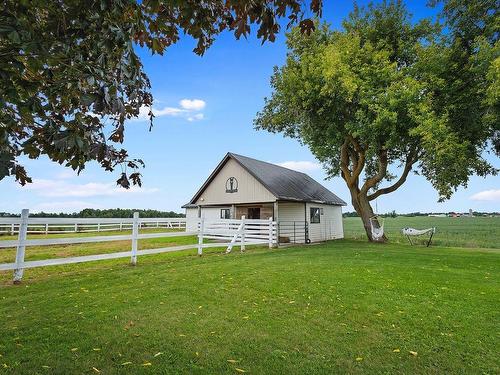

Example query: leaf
[153,352,163,357]
[393,348,400,353]
[142,362,152,366]
[227,359,238,363]
[92,367,101,373]
[116,173,130,189]
[299,19,315,35]
[409,351,418,356]
[7,31,20,43]
[356,357,363,361]
[70,348,78,352]
[235,368,246,373]
[121,362,132,366]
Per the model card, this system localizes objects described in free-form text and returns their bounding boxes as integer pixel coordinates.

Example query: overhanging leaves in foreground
[0,0,322,187]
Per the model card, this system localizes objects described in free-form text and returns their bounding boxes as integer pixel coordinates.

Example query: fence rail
[0,211,277,283]
[0,217,186,235]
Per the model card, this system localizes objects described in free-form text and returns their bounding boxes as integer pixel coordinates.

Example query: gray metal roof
[184,152,347,207]
[230,153,346,205]
[181,203,198,209]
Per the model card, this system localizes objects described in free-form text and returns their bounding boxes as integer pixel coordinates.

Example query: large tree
[255,0,499,241]
[0,0,321,187]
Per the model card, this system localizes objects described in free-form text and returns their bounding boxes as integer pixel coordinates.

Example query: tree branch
[367,150,418,201]
[339,140,354,187]
[360,148,388,195]
[345,135,365,183]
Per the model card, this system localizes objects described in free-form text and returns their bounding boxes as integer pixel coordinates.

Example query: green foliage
[255,0,499,237]
[0,0,322,187]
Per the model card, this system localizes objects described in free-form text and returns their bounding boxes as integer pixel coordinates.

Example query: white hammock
[370,216,385,241]
[402,227,436,246]
[402,227,435,236]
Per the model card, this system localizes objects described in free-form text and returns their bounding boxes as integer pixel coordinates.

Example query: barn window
[220,208,231,219]
[310,207,321,223]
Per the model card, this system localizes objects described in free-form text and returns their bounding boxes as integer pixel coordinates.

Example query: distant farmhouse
[183,153,346,243]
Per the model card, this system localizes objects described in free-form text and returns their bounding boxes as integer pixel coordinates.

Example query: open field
[0,240,498,374]
[344,216,500,248]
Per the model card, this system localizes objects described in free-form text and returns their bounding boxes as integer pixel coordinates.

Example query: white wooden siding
[202,207,230,221]
[276,202,306,243]
[185,208,199,232]
[277,202,305,222]
[306,203,344,241]
[195,158,275,205]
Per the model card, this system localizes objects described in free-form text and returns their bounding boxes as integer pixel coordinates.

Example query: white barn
[183,153,346,243]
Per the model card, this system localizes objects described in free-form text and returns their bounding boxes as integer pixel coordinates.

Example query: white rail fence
[0,217,186,235]
[0,210,277,283]
[199,216,277,254]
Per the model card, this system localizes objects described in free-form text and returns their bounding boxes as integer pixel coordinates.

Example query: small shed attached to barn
[182,152,346,243]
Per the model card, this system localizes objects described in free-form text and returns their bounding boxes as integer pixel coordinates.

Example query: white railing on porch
[0,217,186,235]
[197,216,277,254]
[0,211,277,284]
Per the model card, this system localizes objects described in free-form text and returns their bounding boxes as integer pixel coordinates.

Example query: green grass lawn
[343,216,500,248]
[0,240,498,374]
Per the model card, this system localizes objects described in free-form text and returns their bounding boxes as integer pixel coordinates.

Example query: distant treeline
[0,208,185,218]
[343,211,499,218]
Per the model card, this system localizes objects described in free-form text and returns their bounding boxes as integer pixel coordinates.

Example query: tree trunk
[349,188,387,242]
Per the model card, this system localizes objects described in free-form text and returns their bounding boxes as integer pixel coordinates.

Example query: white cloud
[132,98,206,122]
[153,107,185,117]
[136,105,183,120]
[55,170,77,180]
[470,189,500,202]
[32,200,103,213]
[277,161,321,173]
[187,113,204,122]
[180,99,206,111]
[22,179,160,198]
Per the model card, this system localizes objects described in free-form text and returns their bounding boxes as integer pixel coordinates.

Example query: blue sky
[1,0,499,214]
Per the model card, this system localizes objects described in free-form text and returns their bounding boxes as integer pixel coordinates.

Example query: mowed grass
[344,216,500,248]
[0,241,498,374]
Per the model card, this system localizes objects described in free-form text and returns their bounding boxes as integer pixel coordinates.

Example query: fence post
[10,223,15,235]
[268,217,274,249]
[119,222,123,231]
[131,212,139,265]
[240,215,246,252]
[197,217,204,256]
[74,223,78,233]
[97,222,101,232]
[13,209,29,284]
